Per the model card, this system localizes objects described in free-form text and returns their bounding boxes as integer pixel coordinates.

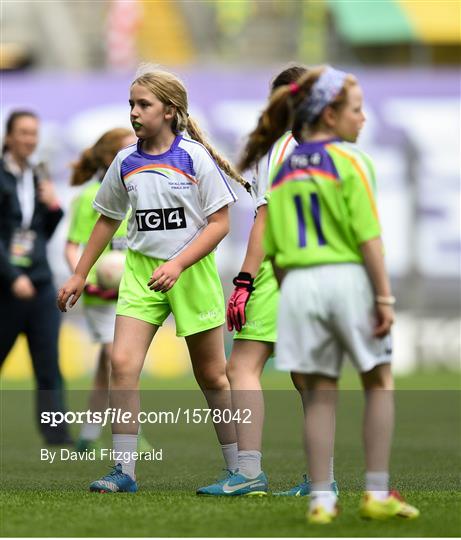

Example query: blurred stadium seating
[1,0,459,380]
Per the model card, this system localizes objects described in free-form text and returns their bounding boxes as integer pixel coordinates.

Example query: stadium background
[1,2,461,538]
[1,0,459,383]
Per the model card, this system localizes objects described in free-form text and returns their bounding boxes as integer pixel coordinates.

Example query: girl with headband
[238,66,419,524]
[199,65,337,498]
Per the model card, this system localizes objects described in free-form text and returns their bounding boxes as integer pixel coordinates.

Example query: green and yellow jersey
[264,139,381,269]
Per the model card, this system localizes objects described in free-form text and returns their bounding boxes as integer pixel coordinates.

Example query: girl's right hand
[57,274,85,312]
[373,303,395,337]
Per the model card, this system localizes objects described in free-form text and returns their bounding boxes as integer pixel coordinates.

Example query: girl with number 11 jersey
[239,65,419,524]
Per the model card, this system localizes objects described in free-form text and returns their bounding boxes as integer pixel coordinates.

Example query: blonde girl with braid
[66,128,151,454]
[58,67,244,493]
[239,65,419,524]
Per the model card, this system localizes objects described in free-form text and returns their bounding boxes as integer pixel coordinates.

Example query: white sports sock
[329,456,335,484]
[221,442,238,472]
[237,450,261,478]
[113,434,138,480]
[80,421,102,441]
[310,481,337,513]
[366,471,389,500]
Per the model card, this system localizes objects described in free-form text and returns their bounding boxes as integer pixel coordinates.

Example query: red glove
[226,272,255,332]
[84,284,118,301]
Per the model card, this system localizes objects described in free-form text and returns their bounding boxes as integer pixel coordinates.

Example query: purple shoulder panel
[272,140,340,188]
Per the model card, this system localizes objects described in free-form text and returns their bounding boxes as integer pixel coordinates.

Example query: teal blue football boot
[196,469,235,495]
[274,474,339,496]
[221,471,268,496]
[197,470,268,496]
[89,464,138,493]
[220,470,268,496]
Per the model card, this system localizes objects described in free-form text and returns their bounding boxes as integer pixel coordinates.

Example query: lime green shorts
[116,249,225,337]
[234,260,279,343]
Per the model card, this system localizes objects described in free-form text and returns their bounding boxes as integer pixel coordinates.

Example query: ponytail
[70,127,133,186]
[237,84,296,173]
[238,66,355,173]
[70,147,99,186]
[186,116,251,193]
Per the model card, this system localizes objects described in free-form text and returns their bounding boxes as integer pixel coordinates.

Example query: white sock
[237,450,261,478]
[113,434,138,480]
[366,471,389,500]
[329,456,335,484]
[310,481,337,513]
[221,442,238,472]
[80,421,102,441]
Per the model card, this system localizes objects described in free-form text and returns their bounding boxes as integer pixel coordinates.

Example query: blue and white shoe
[196,469,235,495]
[274,474,339,496]
[221,471,268,496]
[89,464,138,493]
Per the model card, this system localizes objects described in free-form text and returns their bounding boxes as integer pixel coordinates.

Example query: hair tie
[289,82,300,96]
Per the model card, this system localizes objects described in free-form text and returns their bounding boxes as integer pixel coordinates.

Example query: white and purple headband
[301,66,348,123]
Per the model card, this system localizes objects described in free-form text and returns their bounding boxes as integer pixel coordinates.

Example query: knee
[225,360,239,385]
[362,365,394,391]
[195,368,229,391]
[110,352,135,384]
[226,356,261,386]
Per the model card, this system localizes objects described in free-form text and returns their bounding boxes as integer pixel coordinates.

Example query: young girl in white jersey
[66,128,150,454]
[58,67,248,493]
[197,66,336,497]
[238,66,419,523]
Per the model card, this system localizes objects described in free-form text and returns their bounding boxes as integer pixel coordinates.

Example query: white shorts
[84,304,117,344]
[275,264,392,378]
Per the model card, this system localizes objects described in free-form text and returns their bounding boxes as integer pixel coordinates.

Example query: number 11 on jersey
[294,193,326,247]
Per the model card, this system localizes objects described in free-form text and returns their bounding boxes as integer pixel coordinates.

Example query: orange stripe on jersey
[277,134,295,165]
[271,168,338,190]
[124,164,198,184]
[326,144,379,219]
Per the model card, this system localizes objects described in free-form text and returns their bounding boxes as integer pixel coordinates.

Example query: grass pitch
[1,369,460,537]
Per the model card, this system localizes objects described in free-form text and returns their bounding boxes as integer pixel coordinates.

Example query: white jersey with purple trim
[252,131,297,209]
[93,135,237,260]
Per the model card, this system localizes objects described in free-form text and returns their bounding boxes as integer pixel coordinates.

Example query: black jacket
[0,158,63,289]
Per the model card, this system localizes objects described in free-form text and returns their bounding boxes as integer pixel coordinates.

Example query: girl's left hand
[373,304,395,337]
[148,260,183,292]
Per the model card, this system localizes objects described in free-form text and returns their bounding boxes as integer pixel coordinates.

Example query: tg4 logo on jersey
[135,207,187,231]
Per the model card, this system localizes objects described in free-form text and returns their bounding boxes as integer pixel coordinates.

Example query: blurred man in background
[0,110,72,444]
